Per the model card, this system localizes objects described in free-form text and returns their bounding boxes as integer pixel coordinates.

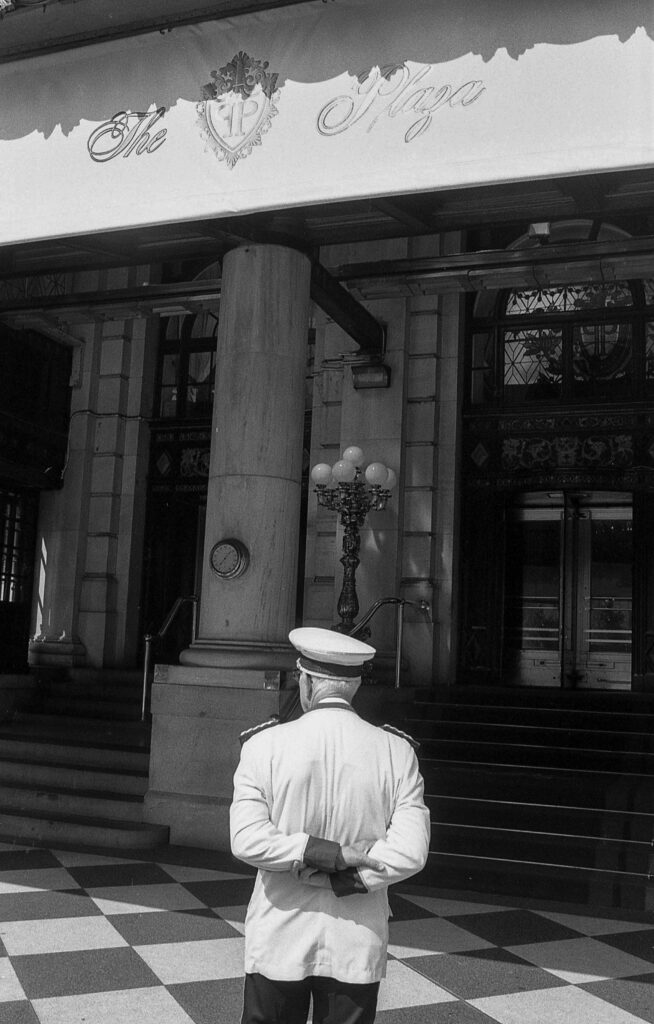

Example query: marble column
[181,243,311,670]
[146,244,312,848]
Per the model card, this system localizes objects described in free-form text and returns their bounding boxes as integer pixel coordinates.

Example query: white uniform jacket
[229,699,430,984]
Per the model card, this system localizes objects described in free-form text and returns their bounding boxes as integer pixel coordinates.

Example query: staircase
[407,687,654,913]
[0,670,169,850]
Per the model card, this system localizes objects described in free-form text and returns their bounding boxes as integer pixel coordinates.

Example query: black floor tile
[109,908,243,946]
[0,1001,41,1024]
[448,909,584,947]
[0,849,61,871]
[388,894,438,921]
[182,878,255,906]
[0,890,100,922]
[581,973,654,1023]
[65,862,174,888]
[168,978,245,1024]
[405,947,567,999]
[11,946,161,999]
[598,930,654,965]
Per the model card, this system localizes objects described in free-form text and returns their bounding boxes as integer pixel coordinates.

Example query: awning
[1,0,653,248]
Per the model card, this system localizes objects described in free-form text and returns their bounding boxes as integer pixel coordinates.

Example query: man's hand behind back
[291,840,384,887]
[335,843,384,873]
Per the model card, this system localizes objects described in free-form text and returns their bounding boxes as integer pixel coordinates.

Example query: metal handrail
[141,594,198,721]
[347,597,430,689]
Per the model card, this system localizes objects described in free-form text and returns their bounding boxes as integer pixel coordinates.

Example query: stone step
[429,821,652,874]
[0,781,144,822]
[418,738,654,774]
[0,668,160,853]
[8,712,149,744]
[0,806,168,850]
[426,793,654,839]
[417,850,650,910]
[26,698,143,721]
[420,686,654,713]
[414,687,654,911]
[0,734,149,772]
[0,755,148,795]
[410,718,654,751]
[412,701,654,733]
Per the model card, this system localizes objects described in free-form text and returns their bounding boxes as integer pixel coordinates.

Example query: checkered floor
[0,842,652,1023]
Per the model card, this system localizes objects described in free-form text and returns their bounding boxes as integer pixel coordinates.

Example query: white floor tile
[471,984,650,1024]
[0,957,26,1002]
[0,916,128,956]
[32,986,197,1024]
[388,916,494,958]
[376,960,457,1011]
[134,937,245,984]
[506,936,654,984]
[87,883,207,915]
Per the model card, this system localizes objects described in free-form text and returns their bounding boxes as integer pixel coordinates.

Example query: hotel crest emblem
[197,52,281,167]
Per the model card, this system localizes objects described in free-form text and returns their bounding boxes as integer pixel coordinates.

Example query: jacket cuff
[330,867,368,898]
[303,835,340,872]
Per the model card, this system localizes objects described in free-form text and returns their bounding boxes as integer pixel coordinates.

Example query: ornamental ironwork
[0,273,69,304]
[501,434,633,472]
[505,281,634,316]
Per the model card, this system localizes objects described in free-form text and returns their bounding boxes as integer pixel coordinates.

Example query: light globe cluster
[310,446,397,493]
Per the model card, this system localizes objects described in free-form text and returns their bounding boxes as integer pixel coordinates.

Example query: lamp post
[311,446,396,633]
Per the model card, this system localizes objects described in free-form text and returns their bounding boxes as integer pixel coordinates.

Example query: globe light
[364,462,389,486]
[384,468,397,490]
[331,459,357,483]
[311,445,395,631]
[342,445,364,465]
[311,462,333,485]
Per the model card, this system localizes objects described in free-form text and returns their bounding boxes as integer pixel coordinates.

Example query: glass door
[504,493,632,689]
[574,502,632,688]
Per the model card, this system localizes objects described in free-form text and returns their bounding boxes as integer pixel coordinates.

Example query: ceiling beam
[372,198,437,235]
[0,265,388,358]
[3,235,654,333]
[310,261,385,357]
[337,234,654,298]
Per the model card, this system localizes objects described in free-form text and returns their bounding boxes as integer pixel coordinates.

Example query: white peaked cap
[289,626,375,676]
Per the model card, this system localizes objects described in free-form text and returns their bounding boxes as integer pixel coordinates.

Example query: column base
[144,663,294,850]
[179,638,296,671]
[143,790,232,850]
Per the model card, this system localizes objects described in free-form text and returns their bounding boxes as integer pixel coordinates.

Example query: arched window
[469,223,654,408]
[156,309,218,421]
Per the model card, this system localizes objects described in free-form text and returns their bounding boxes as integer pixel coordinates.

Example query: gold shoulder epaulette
[382,723,420,750]
[239,715,281,747]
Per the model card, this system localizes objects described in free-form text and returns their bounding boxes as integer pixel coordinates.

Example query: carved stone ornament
[501,434,633,472]
[197,52,281,168]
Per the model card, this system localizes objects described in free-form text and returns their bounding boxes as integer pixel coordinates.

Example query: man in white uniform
[230,627,430,1024]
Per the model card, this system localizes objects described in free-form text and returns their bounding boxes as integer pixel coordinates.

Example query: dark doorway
[0,487,38,673]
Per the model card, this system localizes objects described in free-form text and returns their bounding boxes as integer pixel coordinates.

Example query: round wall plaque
[209,538,249,579]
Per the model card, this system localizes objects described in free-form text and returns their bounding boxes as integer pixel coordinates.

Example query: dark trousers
[241,972,380,1024]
